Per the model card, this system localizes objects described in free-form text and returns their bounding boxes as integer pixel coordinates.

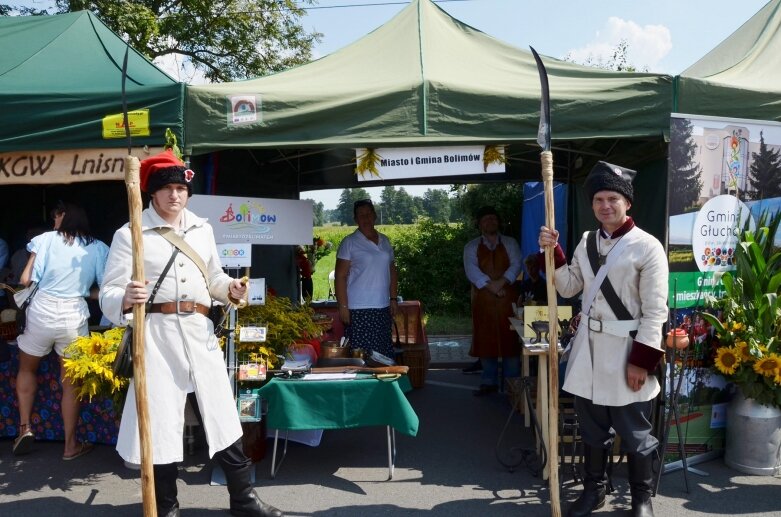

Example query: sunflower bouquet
[702,212,781,410]
[62,327,130,406]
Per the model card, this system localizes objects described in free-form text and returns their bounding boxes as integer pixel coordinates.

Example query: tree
[422,188,451,223]
[668,117,703,214]
[747,130,781,200]
[3,1,321,82]
[335,187,371,225]
[380,186,398,224]
[452,183,523,237]
[394,188,418,224]
[306,199,324,226]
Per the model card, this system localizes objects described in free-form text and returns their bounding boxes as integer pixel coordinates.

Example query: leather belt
[587,316,640,338]
[148,301,210,316]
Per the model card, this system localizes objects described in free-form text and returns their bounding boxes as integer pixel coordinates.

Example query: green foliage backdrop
[312,221,474,318]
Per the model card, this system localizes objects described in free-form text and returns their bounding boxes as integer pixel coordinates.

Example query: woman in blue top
[334,199,398,359]
[13,201,109,460]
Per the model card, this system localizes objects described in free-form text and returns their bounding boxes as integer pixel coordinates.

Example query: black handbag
[15,283,39,334]
[112,249,179,380]
[113,326,133,378]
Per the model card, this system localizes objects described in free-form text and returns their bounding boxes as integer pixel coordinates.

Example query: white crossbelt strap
[580,231,635,316]
[586,316,640,338]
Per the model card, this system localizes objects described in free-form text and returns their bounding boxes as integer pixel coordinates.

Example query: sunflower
[752,354,781,377]
[714,347,741,375]
[735,341,753,361]
[730,321,746,332]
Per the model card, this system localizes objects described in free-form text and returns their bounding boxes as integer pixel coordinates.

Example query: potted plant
[235,294,323,370]
[702,212,781,475]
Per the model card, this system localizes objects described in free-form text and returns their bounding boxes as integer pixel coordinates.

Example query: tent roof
[0,11,183,152]
[185,0,672,155]
[678,0,781,121]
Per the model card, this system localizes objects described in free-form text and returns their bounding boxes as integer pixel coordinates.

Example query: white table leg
[386,426,396,480]
[539,354,550,481]
[522,351,530,427]
[270,429,289,479]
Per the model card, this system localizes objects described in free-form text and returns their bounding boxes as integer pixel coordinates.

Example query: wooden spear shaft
[125,155,157,517]
[540,150,561,517]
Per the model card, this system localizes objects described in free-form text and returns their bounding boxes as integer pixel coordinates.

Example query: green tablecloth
[258,375,418,436]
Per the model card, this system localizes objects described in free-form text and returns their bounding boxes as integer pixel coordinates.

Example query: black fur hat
[585,161,636,202]
[145,166,194,197]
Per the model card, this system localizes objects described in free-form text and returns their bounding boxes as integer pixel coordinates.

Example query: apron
[470,240,520,358]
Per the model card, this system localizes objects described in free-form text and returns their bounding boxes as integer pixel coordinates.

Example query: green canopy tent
[185,0,673,242]
[677,0,781,121]
[0,11,184,245]
[0,11,183,154]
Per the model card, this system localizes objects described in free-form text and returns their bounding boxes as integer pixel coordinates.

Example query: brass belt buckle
[588,318,602,333]
[177,300,196,314]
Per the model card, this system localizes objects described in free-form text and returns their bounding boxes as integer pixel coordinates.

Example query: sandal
[63,442,94,461]
[13,425,35,456]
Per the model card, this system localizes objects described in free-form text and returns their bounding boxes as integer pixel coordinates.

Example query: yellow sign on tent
[102,110,151,139]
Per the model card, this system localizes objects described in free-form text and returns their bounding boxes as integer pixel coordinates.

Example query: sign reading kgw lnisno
[355,146,505,181]
[0,147,164,185]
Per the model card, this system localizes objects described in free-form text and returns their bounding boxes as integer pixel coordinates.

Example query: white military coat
[100,206,242,464]
[556,226,668,406]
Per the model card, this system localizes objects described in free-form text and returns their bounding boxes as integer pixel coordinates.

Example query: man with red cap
[538,161,667,517]
[100,150,283,517]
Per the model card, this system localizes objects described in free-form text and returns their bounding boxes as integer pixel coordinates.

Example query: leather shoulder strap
[586,231,634,322]
[155,227,210,285]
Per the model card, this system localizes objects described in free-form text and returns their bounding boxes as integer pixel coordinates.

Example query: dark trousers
[574,396,658,456]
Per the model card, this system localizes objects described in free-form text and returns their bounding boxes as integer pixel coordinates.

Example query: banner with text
[668,113,781,308]
[188,195,312,245]
[0,147,164,185]
[666,113,781,464]
[354,145,505,181]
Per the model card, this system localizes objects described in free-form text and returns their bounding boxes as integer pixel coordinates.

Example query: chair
[327,270,336,299]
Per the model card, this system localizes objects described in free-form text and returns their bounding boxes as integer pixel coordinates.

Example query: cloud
[566,17,672,71]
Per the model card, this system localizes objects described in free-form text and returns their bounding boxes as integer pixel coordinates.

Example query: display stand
[211,266,255,486]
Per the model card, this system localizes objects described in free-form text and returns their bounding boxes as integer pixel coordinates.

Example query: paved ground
[427,334,473,366]
[2,339,781,516]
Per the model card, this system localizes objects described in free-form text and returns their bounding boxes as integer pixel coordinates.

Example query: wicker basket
[0,321,18,341]
[400,345,429,388]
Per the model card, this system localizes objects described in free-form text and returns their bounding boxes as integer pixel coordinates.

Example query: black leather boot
[627,453,655,517]
[223,464,284,517]
[568,444,608,517]
[153,463,180,517]
[215,439,284,517]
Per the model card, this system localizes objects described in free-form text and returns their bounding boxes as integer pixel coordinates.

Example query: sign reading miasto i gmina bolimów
[354,146,505,181]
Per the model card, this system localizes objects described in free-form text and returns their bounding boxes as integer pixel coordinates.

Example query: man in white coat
[539,161,667,517]
[100,150,283,517]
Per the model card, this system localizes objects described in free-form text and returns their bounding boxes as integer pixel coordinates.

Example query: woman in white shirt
[334,199,398,359]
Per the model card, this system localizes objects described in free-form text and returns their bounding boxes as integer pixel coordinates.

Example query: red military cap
[139,149,195,196]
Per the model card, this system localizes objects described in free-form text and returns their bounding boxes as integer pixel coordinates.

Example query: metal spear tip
[529,46,551,152]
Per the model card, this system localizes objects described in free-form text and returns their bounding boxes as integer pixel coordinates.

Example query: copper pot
[321,342,348,358]
[665,329,690,349]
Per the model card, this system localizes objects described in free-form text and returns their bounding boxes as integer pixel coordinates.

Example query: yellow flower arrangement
[235,294,323,370]
[62,327,129,405]
[703,212,781,409]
